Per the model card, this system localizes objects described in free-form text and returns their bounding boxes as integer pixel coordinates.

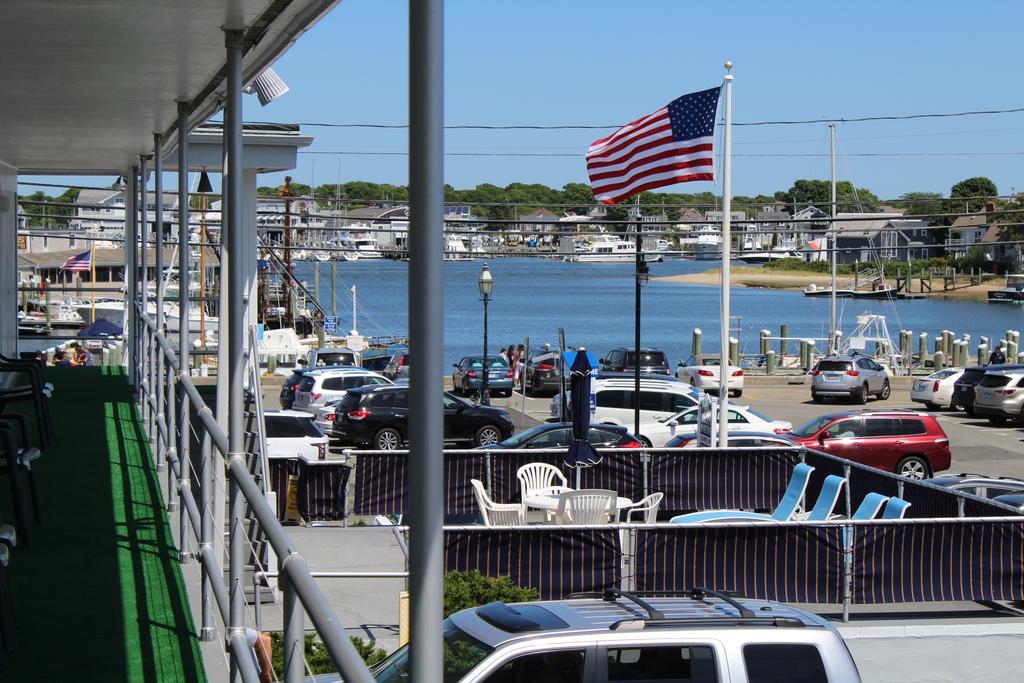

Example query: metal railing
[135,303,374,683]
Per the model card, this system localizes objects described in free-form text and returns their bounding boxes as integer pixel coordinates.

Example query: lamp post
[634,232,649,440]
[479,263,494,405]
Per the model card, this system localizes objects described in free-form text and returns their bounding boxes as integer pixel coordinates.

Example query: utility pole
[280,176,294,327]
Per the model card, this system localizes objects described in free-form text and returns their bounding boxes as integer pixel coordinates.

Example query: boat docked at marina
[987,274,1024,304]
[352,233,383,259]
[564,233,637,262]
[738,249,803,265]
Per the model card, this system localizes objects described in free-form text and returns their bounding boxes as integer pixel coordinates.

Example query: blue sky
[25,0,1024,200]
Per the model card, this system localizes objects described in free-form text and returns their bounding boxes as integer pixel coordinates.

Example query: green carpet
[1,367,206,682]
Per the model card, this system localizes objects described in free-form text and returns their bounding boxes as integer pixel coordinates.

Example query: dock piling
[978,343,988,366]
[779,324,788,356]
[934,350,945,370]
[692,328,702,356]
[765,349,777,374]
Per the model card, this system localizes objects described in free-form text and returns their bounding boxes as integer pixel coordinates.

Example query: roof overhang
[0,0,339,175]
[162,123,313,173]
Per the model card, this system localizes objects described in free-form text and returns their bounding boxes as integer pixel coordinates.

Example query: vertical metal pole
[154,133,166,472]
[718,63,733,447]
[224,27,247,683]
[177,101,192,562]
[829,124,837,352]
[127,166,139,391]
[199,431,215,641]
[166,363,177,512]
[282,569,305,683]
[842,523,852,622]
[408,0,444,678]
[634,225,642,439]
[140,154,151,436]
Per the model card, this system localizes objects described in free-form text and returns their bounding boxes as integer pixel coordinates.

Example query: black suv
[599,347,672,376]
[279,369,306,409]
[952,364,1024,414]
[333,385,514,450]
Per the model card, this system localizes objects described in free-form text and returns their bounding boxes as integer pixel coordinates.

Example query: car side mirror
[452,363,459,369]
[668,419,679,427]
[817,433,827,445]
[297,359,306,366]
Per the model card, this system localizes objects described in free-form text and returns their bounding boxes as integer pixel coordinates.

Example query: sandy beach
[654,267,1001,302]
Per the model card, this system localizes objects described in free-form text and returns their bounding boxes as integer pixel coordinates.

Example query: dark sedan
[524,349,563,396]
[477,422,643,450]
[666,431,800,449]
[333,385,514,450]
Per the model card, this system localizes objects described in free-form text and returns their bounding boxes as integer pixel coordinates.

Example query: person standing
[989,345,1007,365]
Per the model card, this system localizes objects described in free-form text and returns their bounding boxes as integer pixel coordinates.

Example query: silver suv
[811,355,890,404]
[973,367,1024,425]
[373,589,861,682]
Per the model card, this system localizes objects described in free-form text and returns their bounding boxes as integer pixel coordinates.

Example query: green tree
[774,179,878,213]
[950,176,998,214]
[560,182,594,211]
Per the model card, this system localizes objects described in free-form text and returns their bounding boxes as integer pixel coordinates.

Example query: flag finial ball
[724,60,733,71]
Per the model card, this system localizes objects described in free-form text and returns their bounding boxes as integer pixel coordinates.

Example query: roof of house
[950,213,991,229]
[76,188,122,205]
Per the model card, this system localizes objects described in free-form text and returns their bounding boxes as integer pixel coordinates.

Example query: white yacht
[77,300,219,333]
[352,233,383,259]
[564,234,637,263]
[693,231,723,260]
[444,235,474,261]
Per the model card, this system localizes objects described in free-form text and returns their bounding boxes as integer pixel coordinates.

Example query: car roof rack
[689,587,756,618]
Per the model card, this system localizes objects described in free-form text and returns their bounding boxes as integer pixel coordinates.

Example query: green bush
[762,258,853,275]
[443,570,539,618]
[269,632,388,678]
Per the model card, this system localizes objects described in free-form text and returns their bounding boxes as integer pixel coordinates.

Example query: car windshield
[929,369,958,380]
[374,619,493,683]
[979,374,1013,388]
[626,351,667,366]
[817,360,852,372]
[661,408,696,424]
[745,407,773,422]
[958,368,986,383]
[316,352,353,366]
[265,416,323,438]
[466,357,508,368]
[790,415,836,438]
[701,358,722,366]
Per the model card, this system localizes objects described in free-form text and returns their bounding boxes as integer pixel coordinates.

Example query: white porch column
[0,161,19,358]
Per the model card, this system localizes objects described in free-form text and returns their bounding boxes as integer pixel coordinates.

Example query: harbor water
[294,258,1024,365]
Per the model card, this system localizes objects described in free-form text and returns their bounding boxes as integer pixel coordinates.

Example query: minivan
[599,347,672,376]
[551,376,702,425]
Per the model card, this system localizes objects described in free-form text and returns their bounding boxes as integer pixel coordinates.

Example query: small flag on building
[586,86,721,205]
[60,249,92,272]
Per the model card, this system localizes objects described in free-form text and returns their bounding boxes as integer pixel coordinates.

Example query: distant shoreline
[654,266,1000,302]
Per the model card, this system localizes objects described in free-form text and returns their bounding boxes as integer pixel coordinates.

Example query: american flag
[586,87,722,205]
[60,249,92,272]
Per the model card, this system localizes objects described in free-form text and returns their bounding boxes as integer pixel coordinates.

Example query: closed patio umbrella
[565,349,601,481]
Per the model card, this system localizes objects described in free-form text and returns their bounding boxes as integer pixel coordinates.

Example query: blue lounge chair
[851,493,889,520]
[670,463,814,523]
[804,475,848,521]
[881,497,911,519]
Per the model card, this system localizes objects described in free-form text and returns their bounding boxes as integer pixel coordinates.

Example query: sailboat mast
[829,124,837,352]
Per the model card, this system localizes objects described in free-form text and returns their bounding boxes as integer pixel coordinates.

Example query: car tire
[896,455,930,480]
[878,380,891,400]
[1018,407,1024,427]
[923,401,938,410]
[812,392,823,404]
[988,416,1007,425]
[374,427,403,451]
[474,424,503,447]
[732,389,743,398]
[640,436,653,448]
[964,403,975,416]
[855,384,868,404]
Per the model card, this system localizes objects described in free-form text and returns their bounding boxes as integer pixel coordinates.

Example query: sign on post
[697,392,717,448]
[323,315,337,334]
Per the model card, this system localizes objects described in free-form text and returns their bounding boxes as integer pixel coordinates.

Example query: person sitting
[53,350,74,367]
[76,347,94,366]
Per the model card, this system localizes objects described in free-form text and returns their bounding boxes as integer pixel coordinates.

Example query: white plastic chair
[625,492,664,523]
[516,462,570,501]
[470,479,524,526]
[554,489,617,525]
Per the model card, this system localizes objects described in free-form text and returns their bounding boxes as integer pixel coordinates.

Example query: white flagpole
[718,61,734,447]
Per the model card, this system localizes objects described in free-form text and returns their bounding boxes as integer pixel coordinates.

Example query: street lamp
[633,253,650,438]
[478,263,494,405]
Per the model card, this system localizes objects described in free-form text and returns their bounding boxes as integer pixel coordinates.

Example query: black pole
[481,293,490,405]
[634,228,642,439]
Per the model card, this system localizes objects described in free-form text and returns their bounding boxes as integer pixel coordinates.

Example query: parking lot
[485,382,1024,481]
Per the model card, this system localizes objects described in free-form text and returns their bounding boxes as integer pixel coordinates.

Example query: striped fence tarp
[851,520,1024,603]
[649,449,801,514]
[444,529,621,600]
[353,453,485,516]
[268,458,351,521]
[634,526,846,604]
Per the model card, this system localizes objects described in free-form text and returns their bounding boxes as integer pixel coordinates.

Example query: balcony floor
[2,367,205,682]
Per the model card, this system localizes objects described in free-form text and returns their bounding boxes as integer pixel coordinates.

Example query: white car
[676,354,745,397]
[265,410,330,460]
[910,367,964,409]
[312,398,342,434]
[292,367,391,414]
[637,404,792,447]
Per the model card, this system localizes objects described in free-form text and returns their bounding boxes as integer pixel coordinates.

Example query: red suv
[783,410,951,480]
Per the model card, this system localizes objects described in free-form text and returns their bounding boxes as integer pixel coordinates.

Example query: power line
[296,149,1024,159]
[252,105,1024,131]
